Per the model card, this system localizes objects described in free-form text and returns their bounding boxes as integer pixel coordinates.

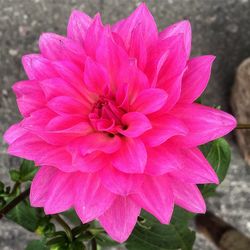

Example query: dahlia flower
[4,3,236,242]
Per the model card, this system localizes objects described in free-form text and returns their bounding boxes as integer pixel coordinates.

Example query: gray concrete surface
[1,0,250,249]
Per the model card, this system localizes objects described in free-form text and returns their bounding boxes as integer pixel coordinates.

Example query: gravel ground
[1,0,250,249]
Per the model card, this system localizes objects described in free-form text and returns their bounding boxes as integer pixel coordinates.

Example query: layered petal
[117,112,152,137]
[112,137,147,173]
[179,55,215,103]
[169,103,237,147]
[75,173,115,223]
[67,10,92,44]
[170,177,206,213]
[100,165,144,195]
[99,196,141,243]
[132,175,174,223]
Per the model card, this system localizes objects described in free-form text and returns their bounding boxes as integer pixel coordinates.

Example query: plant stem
[91,238,97,250]
[0,187,30,219]
[236,124,250,129]
[53,214,73,242]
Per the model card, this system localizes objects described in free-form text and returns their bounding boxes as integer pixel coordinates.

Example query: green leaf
[200,138,231,197]
[19,160,38,182]
[62,209,81,225]
[6,200,40,232]
[126,207,195,250]
[25,240,48,250]
[9,170,21,182]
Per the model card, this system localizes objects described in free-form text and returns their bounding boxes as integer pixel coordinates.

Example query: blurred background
[0,0,250,249]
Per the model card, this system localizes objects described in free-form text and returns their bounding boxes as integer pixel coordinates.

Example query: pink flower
[4,3,236,242]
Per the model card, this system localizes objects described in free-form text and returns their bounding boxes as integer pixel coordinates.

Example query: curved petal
[131,175,174,224]
[170,177,206,213]
[22,54,58,80]
[112,137,147,173]
[145,144,182,175]
[117,112,152,137]
[44,171,76,214]
[142,114,188,147]
[131,88,168,114]
[39,33,86,65]
[100,165,144,195]
[3,123,26,144]
[30,166,58,207]
[112,3,158,48]
[75,173,115,223]
[170,148,219,184]
[169,103,237,147]
[99,196,141,243]
[160,20,192,58]
[67,10,92,44]
[84,57,109,94]
[179,55,215,103]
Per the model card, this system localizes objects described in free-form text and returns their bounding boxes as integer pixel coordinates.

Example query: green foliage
[200,138,231,197]
[25,240,48,250]
[9,160,38,183]
[126,207,195,250]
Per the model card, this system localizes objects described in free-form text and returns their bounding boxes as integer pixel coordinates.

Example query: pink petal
[99,196,141,243]
[84,57,109,94]
[96,27,129,93]
[170,177,206,213]
[84,13,105,57]
[128,24,147,69]
[142,114,188,147]
[3,123,26,144]
[160,20,192,58]
[117,112,152,137]
[47,96,91,116]
[170,148,219,184]
[75,173,115,223]
[169,103,237,147]
[13,80,45,117]
[30,166,58,207]
[112,137,147,173]
[22,54,58,80]
[179,56,215,103]
[44,171,76,214]
[132,175,174,224]
[112,3,158,48]
[39,33,86,65]
[100,165,144,195]
[69,133,121,155]
[131,88,168,114]
[145,144,182,175]
[67,10,92,44]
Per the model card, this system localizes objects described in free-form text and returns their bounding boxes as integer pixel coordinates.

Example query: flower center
[89,97,126,134]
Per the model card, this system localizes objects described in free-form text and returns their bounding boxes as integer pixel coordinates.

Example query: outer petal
[117,112,152,138]
[179,55,215,103]
[112,3,158,48]
[30,166,58,207]
[44,171,76,214]
[67,10,92,44]
[160,20,191,58]
[3,123,26,144]
[99,196,141,243]
[13,80,45,117]
[100,165,144,195]
[131,88,168,114]
[142,114,188,147]
[170,148,219,184]
[169,103,237,147]
[75,173,115,223]
[145,144,182,175]
[39,33,86,65]
[170,177,206,213]
[22,54,58,80]
[84,57,109,94]
[131,175,174,224]
[112,137,147,173]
